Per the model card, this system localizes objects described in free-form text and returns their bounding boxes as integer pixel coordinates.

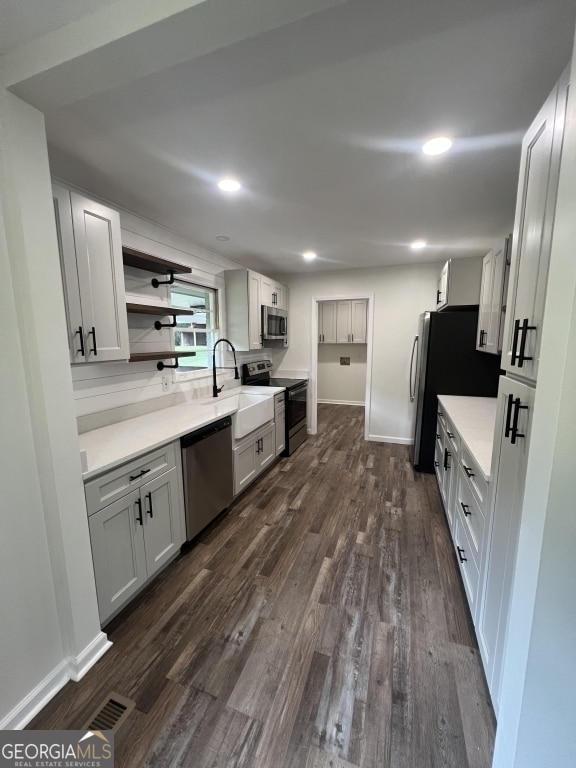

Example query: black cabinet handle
[463,465,475,478]
[146,492,153,518]
[434,460,439,468]
[447,431,454,439]
[135,498,143,526]
[457,546,467,563]
[436,289,442,304]
[75,326,85,357]
[443,449,451,471]
[511,318,521,366]
[505,393,514,438]
[438,410,443,417]
[517,318,536,368]
[436,433,441,439]
[460,502,471,517]
[479,329,486,347]
[88,326,98,355]
[511,398,528,444]
[129,468,151,482]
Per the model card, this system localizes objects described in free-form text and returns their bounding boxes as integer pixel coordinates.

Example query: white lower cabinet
[274,393,286,456]
[477,377,534,715]
[86,443,185,625]
[233,421,276,496]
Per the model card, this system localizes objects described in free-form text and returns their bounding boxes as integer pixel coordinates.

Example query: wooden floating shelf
[126,303,195,317]
[122,246,192,275]
[129,351,197,363]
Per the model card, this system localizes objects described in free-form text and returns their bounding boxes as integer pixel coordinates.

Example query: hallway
[30,404,495,767]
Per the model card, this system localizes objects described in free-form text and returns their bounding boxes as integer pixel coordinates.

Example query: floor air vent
[82,692,135,733]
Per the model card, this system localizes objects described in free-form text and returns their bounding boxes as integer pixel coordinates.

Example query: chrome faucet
[212,338,240,397]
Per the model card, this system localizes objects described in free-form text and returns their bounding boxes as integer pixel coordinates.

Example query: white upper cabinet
[501,69,569,383]
[477,237,510,355]
[224,269,262,351]
[436,257,482,311]
[53,184,129,363]
[319,299,367,343]
[260,276,288,310]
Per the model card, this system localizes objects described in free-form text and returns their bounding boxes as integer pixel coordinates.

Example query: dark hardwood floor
[30,404,495,767]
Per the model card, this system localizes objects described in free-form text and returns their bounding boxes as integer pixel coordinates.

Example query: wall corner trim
[68,631,112,682]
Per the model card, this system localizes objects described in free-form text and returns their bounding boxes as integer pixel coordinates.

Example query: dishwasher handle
[181,416,232,449]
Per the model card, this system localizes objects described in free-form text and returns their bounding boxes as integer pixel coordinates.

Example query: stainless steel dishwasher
[181,416,234,540]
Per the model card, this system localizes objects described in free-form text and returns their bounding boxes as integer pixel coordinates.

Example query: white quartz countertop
[78,386,285,480]
[437,395,498,481]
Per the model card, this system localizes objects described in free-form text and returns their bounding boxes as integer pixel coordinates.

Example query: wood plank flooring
[30,404,495,767]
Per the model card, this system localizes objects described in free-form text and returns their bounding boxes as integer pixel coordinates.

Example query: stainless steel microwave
[262,305,288,346]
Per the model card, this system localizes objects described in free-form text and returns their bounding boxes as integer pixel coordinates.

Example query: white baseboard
[368,434,413,445]
[68,631,112,682]
[317,399,365,406]
[0,632,112,730]
[0,660,69,730]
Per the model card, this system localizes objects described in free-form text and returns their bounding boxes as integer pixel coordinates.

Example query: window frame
[170,276,220,380]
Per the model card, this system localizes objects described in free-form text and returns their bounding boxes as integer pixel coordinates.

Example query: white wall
[317,344,366,404]
[492,38,576,768]
[278,262,441,442]
[0,92,106,729]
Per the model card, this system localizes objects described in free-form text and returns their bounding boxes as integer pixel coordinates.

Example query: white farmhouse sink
[232,392,274,439]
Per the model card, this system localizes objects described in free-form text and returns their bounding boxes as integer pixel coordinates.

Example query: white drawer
[460,444,488,508]
[85,442,177,515]
[454,511,480,618]
[455,467,485,563]
[444,413,460,456]
[274,392,285,410]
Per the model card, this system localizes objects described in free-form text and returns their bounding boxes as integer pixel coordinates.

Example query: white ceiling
[5,0,575,273]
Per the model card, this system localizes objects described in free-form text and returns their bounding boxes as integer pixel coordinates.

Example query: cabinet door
[319,301,337,343]
[275,406,286,455]
[272,282,287,310]
[141,468,183,578]
[260,275,273,306]
[487,238,508,354]
[88,490,147,624]
[256,423,276,473]
[477,377,535,715]
[437,262,449,309]
[248,271,262,349]
[477,251,494,353]
[336,301,352,343]
[233,439,257,496]
[53,185,86,363]
[351,300,367,343]
[502,72,568,382]
[70,192,129,362]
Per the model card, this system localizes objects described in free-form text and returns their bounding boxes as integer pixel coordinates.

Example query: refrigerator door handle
[409,335,419,402]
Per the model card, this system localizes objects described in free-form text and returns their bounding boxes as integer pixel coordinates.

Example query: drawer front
[455,467,485,562]
[274,392,286,409]
[85,442,177,514]
[460,444,488,508]
[444,414,460,456]
[434,433,444,488]
[454,512,480,617]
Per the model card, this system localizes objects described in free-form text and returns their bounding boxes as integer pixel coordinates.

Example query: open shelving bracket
[154,316,178,330]
[151,270,175,288]
[157,360,178,371]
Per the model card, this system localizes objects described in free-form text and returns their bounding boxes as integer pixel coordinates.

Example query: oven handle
[288,383,308,397]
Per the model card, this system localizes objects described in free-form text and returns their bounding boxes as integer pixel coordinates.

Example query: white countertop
[78,386,285,480]
[437,395,498,481]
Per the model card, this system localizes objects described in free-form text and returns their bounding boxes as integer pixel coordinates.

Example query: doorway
[309,294,374,439]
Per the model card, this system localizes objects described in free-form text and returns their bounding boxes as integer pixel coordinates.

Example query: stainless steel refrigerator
[409,310,501,472]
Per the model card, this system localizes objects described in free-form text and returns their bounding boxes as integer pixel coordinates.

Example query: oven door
[287,382,307,437]
[262,305,288,340]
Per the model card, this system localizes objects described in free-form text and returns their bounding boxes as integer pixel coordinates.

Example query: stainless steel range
[242,360,308,456]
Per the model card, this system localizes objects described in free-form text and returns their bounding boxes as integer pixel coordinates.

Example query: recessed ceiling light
[302,251,317,261]
[217,178,242,192]
[216,235,230,241]
[411,240,427,250]
[422,137,453,155]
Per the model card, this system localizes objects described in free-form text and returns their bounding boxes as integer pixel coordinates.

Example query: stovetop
[269,377,307,389]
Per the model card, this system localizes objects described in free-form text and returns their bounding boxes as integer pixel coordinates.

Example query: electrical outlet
[162,375,170,392]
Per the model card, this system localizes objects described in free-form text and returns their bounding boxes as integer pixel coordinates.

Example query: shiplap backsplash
[72,205,287,429]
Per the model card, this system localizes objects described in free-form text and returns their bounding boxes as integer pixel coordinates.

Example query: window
[170,281,218,371]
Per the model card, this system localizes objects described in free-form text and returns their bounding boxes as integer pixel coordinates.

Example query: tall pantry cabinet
[477,67,569,715]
